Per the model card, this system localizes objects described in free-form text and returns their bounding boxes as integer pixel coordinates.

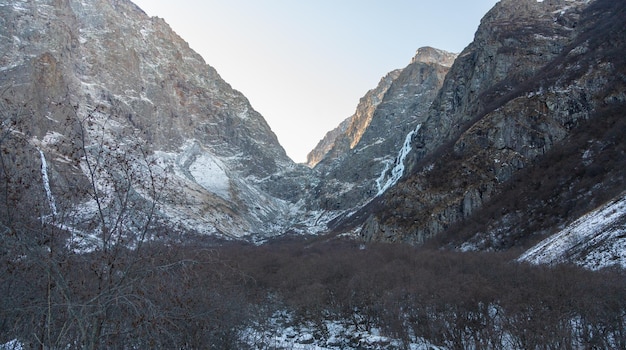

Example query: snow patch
[354,137,385,153]
[241,311,444,350]
[42,131,64,145]
[154,140,231,200]
[237,106,249,119]
[0,339,23,350]
[519,192,626,270]
[291,208,343,236]
[166,141,231,201]
[188,153,231,200]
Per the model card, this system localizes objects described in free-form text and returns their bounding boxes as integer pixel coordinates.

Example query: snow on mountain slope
[519,192,626,270]
[353,0,626,246]
[0,0,313,242]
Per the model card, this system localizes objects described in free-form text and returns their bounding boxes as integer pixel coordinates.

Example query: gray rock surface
[354,0,626,246]
[2,0,623,264]
[0,0,312,242]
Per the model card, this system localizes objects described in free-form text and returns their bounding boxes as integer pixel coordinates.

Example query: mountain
[307,47,456,215]
[518,191,626,270]
[1,0,624,270]
[331,0,625,268]
[0,0,312,245]
[1,0,457,246]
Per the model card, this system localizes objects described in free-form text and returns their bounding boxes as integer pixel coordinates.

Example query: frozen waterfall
[39,149,58,218]
[375,124,421,196]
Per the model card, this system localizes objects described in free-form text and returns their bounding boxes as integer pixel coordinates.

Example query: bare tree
[0,91,167,348]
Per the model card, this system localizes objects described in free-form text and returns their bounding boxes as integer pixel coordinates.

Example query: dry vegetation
[2,236,626,349]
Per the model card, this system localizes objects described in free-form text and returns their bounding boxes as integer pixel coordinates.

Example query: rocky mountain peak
[411,46,457,67]
[306,47,456,218]
[1,0,623,270]
[2,1,625,347]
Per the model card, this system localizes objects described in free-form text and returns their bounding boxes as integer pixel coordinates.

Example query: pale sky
[132,0,499,163]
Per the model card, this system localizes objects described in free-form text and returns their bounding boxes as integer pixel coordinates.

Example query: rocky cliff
[0,0,312,245]
[337,0,625,259]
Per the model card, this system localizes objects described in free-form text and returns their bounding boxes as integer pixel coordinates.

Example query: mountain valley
[1,0,625,348]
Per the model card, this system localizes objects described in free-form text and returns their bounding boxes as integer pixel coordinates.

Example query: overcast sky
[132,0,499,163]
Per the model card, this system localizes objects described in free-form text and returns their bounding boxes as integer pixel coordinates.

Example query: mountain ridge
[308,46,456,217]
[2,0,626,348]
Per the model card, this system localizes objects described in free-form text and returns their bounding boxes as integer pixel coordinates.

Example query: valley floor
[2,236,625,349]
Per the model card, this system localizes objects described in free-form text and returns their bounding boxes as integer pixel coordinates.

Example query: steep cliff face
[308,47,456,214]
[306,69,401,169]
[347,0,626,250]
[306,118,351,168]
[0,0,311,243]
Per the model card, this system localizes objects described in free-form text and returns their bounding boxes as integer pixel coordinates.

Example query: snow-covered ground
[241,311,445,350]
[166,140,232,201]
[519,192,626,270]
[188,152,231,200]
[0,339,22,350]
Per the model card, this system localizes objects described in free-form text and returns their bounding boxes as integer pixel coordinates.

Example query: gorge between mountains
[0,0,624,264]
[1,0,626,348]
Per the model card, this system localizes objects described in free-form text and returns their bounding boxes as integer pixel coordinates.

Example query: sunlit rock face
[306,70,401,169]
[0,0,313,241]
[348,0,626,254]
